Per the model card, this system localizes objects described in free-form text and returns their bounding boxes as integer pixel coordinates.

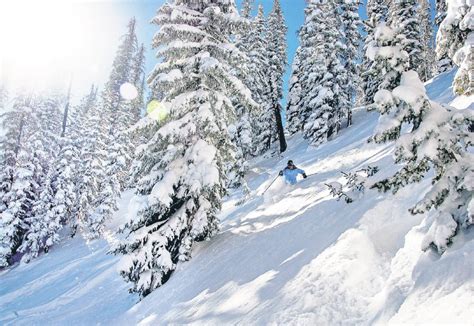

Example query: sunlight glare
[0,0,119,94]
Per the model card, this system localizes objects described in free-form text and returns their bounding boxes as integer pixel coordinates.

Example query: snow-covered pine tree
[436,0,473,95]
[0,87,6,113]
[388,0,424,77]
[0,94,43,266]
[286,46,304,135]
[390,0,424,71]
[361,0,389,105]
[371,70,473,253]
[367,20,473,253]
[293,0,324,140]
[102,18,138,123]
[124,43,147,187]
[255,0,287,154]
[435,0,448,27]
[248,4,268,103]
[49,139,79,227]
[434,0,454,72]
[240,0,253,19]
[19,168,58,262]
[409,107,473,252]
[297,0,347,146]
[367,23,410,142]
[338,0,362,126]
[36,95,63,157]
[19,94,65,261]
[0,88,13,215]
[0,151,38,267]
[129,44,146,127]
[229,0,258,175]
[245,5,268,155]
[91,18,139,238]
[114,0,256,297]
[418,0,436,81]
[71,87,109,238]
[263,0,287,153]
[0,94,31,266]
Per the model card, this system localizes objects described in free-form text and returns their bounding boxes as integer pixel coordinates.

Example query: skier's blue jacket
[281,167,306,185]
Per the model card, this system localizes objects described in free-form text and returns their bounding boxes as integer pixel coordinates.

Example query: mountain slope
[0,69,472,325]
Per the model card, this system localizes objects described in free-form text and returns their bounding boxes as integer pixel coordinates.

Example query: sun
[0,0,118,94]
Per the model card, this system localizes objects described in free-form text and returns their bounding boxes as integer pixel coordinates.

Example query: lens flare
[147,100,169,121]
[120,83,138,100]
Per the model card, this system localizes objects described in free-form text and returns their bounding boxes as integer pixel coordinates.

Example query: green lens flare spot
[147,100,168,121]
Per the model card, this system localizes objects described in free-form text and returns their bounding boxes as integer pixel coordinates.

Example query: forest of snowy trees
[0,0,472,299]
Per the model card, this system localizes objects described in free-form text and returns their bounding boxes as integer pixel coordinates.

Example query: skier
[279,160,307,185]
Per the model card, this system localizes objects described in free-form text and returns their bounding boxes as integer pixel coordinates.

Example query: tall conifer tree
[114,0,255,297]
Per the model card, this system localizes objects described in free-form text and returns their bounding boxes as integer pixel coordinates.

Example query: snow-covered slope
[0,70,472,325]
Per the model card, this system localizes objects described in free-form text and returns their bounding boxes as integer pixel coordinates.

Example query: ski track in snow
[0,70,473,325]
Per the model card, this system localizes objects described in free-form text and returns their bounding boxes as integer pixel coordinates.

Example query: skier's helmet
[287,160,294,166]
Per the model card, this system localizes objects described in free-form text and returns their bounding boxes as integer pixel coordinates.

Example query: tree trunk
[61,79,73,138]
[273,103,287,153]
[347,108,353,127]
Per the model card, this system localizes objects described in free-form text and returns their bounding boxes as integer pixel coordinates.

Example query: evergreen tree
[371,70,473,253]
[129,44,146,127]
[114,0,255,297]
[436,0,473,95]
[361,0,389,105]
[434,0,454,72]
[240,0,253,19]
[367,23,410,142]
[19,94,65,261]
[70,87,108,238]
[0,150,38,267]
[418,0,436,81]
[241,5,268,158]
[297,0,347,146]
[19,169,59,262]
[0,94,43,266]
[123,43,147,189]
[231,0,259,175]
[388,0,424,76]
[50,139,79,226]
[435,0,448,26]
[36,95,63,157]
[0,89,13,215]
[102,18,138,120]
[368,21,473,253]
[264,0,287,153]
[286,47,304,135]
[338,0,362,126]
[91,18,139,237]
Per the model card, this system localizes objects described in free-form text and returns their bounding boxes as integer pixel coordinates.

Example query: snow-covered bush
[326,182,353,203]
[326,166,380,204]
